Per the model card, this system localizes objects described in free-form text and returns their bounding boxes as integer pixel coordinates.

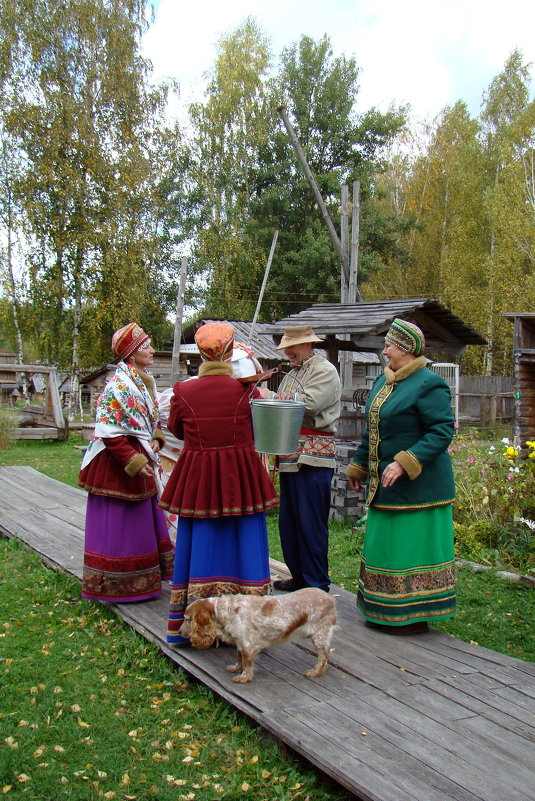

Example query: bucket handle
[274,370,307,399]
[246,367,279,397]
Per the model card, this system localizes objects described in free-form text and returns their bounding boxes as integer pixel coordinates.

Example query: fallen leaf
[77,718,90,728]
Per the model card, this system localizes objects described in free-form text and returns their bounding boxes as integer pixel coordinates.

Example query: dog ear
[261,598,277,617]
[189,601,216,649]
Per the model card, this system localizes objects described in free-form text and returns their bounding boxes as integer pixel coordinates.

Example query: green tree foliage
[365,50,535,375]
[187,18,273,318]
[250,35,407,319]
[0,0,177,373]
[187,26,406,320]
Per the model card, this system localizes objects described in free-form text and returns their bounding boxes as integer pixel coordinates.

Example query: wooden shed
[265,298,486,357]
[504,312,535,447]
[264,299,486,520]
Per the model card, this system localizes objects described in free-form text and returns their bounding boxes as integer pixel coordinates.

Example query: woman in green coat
[346,318,456,634]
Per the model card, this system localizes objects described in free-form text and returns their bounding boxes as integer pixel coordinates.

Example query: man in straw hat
[260,324,341,593]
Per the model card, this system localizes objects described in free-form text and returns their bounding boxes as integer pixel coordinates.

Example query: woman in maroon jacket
[78,323,174,602]
[159,322,278,645]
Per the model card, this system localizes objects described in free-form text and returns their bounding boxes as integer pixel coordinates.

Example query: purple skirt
[82,495,175,603]
[167,512,272,644]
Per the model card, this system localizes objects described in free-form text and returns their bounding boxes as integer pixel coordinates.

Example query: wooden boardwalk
[1,465,534,801]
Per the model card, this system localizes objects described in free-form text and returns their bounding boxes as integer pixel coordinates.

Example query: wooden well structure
[504,312,535,447]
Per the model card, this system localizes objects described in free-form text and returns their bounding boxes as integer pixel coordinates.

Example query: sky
[143,0,535,124]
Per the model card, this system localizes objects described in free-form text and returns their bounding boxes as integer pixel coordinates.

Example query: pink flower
[127,397,135,408]
[507,472,514,480]
[129,416,140,428]
[466,456,475,464]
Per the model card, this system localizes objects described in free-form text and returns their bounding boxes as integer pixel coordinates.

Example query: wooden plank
[1,465,535,801]
[13,427,62,439]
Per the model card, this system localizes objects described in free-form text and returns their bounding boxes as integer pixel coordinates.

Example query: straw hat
[275,324,323,350]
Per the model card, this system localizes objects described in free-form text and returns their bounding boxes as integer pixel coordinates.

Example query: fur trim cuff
[125,452,148,477]
[199,361,234,377]
[346,462,368,482]
[394,450,422,480]
[152,428,166,446]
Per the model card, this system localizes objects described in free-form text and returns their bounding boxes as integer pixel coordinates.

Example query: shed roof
[263,298,486,355]
[173,319,285,362]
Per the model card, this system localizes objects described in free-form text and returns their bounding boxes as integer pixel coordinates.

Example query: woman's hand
[139,463,154,479]
[381,461,405,488]
[348,476,363,492]
[150,438,161,453]
[256,387,271,398]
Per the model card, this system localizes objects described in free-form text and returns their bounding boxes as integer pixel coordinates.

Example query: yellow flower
[504,446,517,457]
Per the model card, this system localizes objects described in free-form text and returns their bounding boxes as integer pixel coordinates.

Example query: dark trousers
[278,465,333,592]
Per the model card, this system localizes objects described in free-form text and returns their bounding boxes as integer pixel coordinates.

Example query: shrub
[450,434,535,571]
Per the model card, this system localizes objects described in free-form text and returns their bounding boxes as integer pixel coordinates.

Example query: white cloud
[143,0,535,121]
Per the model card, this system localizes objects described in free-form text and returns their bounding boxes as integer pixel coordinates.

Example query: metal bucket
[250,398,306,455]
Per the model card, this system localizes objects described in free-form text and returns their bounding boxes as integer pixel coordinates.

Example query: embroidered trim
[159,498,279,517]
[366,381,394,504]
[372,497,454,511]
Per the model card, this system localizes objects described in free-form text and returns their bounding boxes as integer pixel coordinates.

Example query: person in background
[346,318,456,634]
[78,323,174,602]
[159,322,278,645]
[258,324,341,594]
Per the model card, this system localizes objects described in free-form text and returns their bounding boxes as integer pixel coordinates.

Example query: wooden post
[277,105,350,284]
[171,256,188,385]
[249,228,279,346]
[349,180,360,304]
[340,184,349,302]
[340,185,353,393]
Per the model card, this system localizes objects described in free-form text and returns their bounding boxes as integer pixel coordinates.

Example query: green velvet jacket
[346,357,455,510]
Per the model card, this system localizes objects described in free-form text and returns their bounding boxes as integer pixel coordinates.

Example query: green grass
[0,538,350,801]
[0,434,85,487]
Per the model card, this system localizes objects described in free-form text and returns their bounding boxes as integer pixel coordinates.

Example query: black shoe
[364,620,385,630]
[365,620,429,635]
[272,578,302,592]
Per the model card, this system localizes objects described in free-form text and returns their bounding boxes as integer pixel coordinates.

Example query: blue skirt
[167,512,271,644]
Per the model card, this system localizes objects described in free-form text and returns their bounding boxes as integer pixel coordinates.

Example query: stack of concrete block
[330,440,366,520]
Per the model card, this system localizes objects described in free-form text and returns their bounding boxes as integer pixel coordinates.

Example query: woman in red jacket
[78,323,174,602]
[159,322,278,645]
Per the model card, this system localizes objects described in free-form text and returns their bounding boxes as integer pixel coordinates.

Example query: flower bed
[449,432,535,572]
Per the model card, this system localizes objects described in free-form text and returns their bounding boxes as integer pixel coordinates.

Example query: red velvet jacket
[158,361,278,518]
[78,434,164,501]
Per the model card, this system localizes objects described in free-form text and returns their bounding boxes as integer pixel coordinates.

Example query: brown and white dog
[182,587,336,683]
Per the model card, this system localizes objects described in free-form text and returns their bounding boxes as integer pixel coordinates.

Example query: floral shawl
[81,362,162,490]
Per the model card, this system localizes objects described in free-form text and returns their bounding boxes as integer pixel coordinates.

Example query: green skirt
[357,505,456,625]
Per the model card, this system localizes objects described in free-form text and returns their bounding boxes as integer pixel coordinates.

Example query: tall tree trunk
[2,171,28,400]
[68,244,84,422]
